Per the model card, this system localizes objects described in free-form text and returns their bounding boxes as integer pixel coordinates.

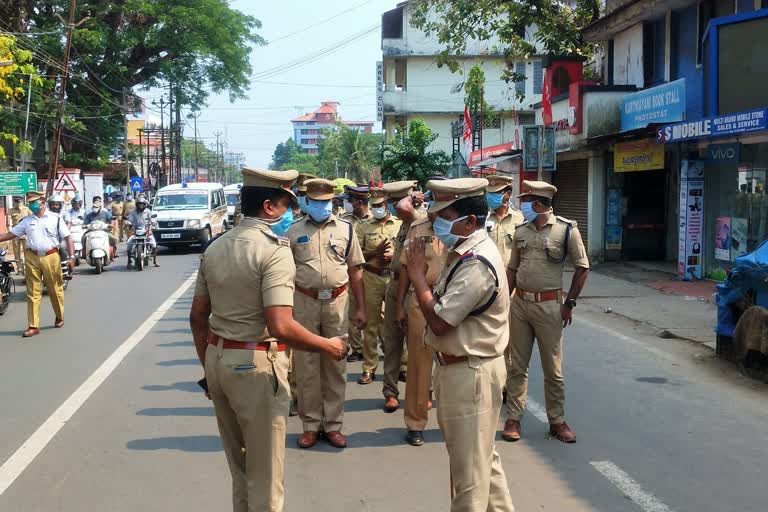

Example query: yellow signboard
[614,139,665,172]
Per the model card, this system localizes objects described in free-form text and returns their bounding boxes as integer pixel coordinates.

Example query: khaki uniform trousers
[117,217,127,241]
[435,356,515,512]
[12,238,26,273]
[205,342,290,512]
[293,291,348,433]
[381,277,407,398]
[25,251,64,328]
[404,294,433,432]
[506,294,565,424]
[347,292,363,353]
[286,350,297,402]
[361,270,389,373]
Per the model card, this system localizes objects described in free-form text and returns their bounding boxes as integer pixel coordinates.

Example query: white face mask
[343,200,354,214]
[372,206,387,220]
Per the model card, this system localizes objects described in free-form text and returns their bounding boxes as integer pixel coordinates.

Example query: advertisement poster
[607,189,622,225]
[730,217,748,261]
[678,161,704,280]
[614,139,665,172]
[605,226,623,250]
[715,217,732,260]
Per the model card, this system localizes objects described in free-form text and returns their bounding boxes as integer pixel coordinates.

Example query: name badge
[297,235,310,244]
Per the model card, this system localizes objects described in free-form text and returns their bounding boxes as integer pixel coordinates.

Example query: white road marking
[0,273,197,496]
[576,316,678,363]
[525,397,549,423]
[590,461,675,512]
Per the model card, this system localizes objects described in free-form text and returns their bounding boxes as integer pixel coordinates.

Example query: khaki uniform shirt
[426,229,510,358]
[341,210,372,230]
[356,215,401,271]
[10,206,31,239]
[391,210,426,275]
[508,214,590,292]
[486,208,525,268]
[287,215,364,290]
[398,217,446,292]
[194,218,295,342]
[123,200,136,217]
[110,201,124,217]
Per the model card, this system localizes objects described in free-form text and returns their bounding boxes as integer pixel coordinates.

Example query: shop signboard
[522,126,556,171]
[678,160,704,281]
[705,143,740,164]
[614,139,665,172]
[468,141,517,167]
[0,172,37,195]
[376,61,384,122]
[658,108,768,143]
[621,78,686,132]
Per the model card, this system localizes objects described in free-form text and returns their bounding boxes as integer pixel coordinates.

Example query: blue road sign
[130,176,143,193]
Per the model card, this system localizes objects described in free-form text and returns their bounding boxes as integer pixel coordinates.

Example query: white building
[379,2,544,157]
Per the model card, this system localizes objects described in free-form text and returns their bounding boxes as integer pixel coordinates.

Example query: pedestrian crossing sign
[54,172,78,193]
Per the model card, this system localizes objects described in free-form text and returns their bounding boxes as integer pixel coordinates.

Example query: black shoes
[406,430,424,447]
[346,351,363,362]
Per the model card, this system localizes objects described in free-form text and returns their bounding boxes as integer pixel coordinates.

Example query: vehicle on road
[224,183,242,229]
[0,249,15,315]
[69,218,85,267]
[128,224,152,271]
[82,220,114,274]
[151,183,228,249]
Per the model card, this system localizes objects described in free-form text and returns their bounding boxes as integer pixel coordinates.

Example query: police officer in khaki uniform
[356,188,401,385]
[287,179,366,449]
[190,168,348,512]
[485,175,524,268]
[405,178,514,512]
[380,180,423,412]
[110,195,125,241]
[395,180,447,446]
[121,194,136,241]
[503,181,590,444]
[9,196,31,274]
[341,185,372,362]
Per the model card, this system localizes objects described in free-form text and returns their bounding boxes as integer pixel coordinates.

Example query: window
[382,6,404,39]
[532,61,543,94]
[697,1,713,67]
[515,62,526,96]
[301,129,309,135]
[643,18,666,87]
[481,117,502,129]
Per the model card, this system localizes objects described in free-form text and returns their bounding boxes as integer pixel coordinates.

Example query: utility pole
[122,88,130,193]
[46,0,80,197]
[20,72,33,171]
[214,131,223,183]
[152,97,167,188]
[175,88,182,182]
[188,112,201,182]
[167,84,175,184]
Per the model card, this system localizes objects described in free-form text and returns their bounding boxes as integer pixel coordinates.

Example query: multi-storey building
[291,101,374,154]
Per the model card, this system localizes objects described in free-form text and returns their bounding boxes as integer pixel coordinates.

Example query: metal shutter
[552,159,589,248]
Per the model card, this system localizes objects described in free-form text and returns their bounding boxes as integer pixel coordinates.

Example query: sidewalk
[574,261,718,349]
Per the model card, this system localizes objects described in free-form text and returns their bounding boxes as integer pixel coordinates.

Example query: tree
[0,34,40,163]
[280,153,319,174]
[317,123,382,183]
[381,119,451,186]
[463,64,496,121]
[13,0,263,161]
[270,138,301,170]
[410,0,601,97]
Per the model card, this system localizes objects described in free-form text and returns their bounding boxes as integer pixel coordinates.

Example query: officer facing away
[190,168,349,512]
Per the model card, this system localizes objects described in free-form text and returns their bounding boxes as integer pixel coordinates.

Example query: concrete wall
[613,23,644,88]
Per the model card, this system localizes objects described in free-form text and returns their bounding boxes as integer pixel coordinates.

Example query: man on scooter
[63,195,86,227]
[83,195,118,262]
[126,195,159,268]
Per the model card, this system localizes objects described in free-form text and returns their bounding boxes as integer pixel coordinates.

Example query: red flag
[378,179,383,188]
[542,69,552,126]
[462,105,473,143]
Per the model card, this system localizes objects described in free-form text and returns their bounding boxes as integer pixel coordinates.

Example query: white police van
[152,182,228,249]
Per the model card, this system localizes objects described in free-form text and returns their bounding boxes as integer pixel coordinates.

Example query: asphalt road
[0,248,766,511]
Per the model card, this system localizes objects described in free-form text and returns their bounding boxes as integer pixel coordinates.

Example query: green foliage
[462,64,496,120]
[381,119,451,186]
[0,34,42,160]
[270,138,301,170]
[410,0,601,99]
[280,153,319,174]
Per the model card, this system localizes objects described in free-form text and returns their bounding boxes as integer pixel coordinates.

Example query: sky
[148,0,402,169]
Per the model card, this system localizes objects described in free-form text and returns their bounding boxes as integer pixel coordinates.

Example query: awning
[472,153,521,169]
[583,0,698,41]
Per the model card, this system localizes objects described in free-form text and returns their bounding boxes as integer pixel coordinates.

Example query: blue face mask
[387,202,397,217]
[29,201,41,213]
[433,215,468,247]
[521,202,538,223]
[299,196,309,214]
[308,199,333,223]
[486,192,505,211]
[269,208,294,236]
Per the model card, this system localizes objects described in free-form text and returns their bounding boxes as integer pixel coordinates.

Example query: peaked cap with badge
[426,178,489,213]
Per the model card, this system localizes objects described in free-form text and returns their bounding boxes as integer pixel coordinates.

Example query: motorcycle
[69,218,85,267]
[127,223,152,271]
[82,220,114,274]
[0,249,15,315]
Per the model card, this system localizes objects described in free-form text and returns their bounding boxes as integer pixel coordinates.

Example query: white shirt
[11,211,71,253]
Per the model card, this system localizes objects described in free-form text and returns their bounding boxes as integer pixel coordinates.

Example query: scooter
[69,218,85,267]
[82,220,114,274]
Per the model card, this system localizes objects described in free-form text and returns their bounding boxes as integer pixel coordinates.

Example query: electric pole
[152,97,167,188]
[46,0,80,197]
[188,112,201,182]
[214,131,223,183]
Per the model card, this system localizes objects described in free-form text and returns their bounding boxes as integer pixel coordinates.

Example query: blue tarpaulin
[715,240,768,335]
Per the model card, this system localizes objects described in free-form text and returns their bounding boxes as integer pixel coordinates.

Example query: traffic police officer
[503,181,590,444]
[395,180,447,446]
[405,178,514,511]
[110,195,125,241]
[122,194,136,241]
[190,168,348,512]
[341,185,372,362]
[287,179,366,449]
[356,188,401,385]
[9,195,31,274]
[485,175,524,267]
[380,180,423,411]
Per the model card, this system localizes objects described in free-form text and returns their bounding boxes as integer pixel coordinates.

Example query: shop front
[658,107,768,279]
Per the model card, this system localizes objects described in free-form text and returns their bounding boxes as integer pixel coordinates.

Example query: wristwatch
[565,298,577,309]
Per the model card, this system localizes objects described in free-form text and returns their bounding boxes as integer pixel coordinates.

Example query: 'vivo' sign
[705,143,740,163]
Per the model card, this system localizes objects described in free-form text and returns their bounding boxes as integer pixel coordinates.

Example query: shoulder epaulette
[411,217,430,227]
[263,230,291,247]
[556,215,577,227]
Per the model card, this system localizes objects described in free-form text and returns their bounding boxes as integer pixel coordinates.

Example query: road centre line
[590,461,676,512]
[0,273,197,496]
